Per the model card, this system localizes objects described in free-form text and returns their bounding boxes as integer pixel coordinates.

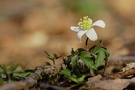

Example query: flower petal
[77,30,87,42]
[70,26,82,32]
[92,20,105,28]
[86,28,98,41]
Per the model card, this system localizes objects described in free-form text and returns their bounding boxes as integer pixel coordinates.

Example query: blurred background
[0,0,135,68]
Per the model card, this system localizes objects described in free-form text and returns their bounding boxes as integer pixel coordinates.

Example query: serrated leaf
[80,57,96,70]
[60,69,71,77]
[90,68,95,76]
[72,74,77,78]
[70,75,85,83]
[13,72,31,78]
[44,51,53,60]
[102,47,109,73]
[102,48,110,58]
[0,64,7,72]
[80,51,91,58]
[93,45,100,54]
[95,47,105,68]
[7,64,19,72]
[70,55,77,69]
[54,54,61,60]
[76,75,85,83]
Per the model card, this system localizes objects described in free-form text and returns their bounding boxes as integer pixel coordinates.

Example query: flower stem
[85,37,89,51]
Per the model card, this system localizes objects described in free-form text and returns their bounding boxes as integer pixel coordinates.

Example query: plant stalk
[85,37,89,51]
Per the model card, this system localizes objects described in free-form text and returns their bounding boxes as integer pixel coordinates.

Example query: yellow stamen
[78,16,92,30]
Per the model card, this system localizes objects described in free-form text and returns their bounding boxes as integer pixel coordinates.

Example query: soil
[0,58,135,90]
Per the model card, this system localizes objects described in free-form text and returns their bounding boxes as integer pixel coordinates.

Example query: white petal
[77,30,87,42]
[86,28,98,41]
[92,20,105,28]
[70,26,82,32]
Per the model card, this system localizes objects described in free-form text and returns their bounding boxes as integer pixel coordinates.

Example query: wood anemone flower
[70,16,106,42]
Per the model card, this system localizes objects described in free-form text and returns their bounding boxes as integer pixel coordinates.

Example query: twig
[110,68,135,79]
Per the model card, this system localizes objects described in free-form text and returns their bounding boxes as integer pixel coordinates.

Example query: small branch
[110,68,135,79]
[53,60,55,65]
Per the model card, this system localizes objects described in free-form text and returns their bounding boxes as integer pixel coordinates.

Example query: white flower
[70,16,105,42]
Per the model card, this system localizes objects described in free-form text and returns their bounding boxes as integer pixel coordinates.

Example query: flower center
[78,16,92,30]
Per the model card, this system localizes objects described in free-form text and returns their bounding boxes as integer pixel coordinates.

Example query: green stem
[99,39,103,47]
[85,37,89,51]
[6,73,11,83]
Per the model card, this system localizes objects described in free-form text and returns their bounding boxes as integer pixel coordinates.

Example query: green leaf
[102,48,110,58]
[94,46,105,68]
[75,75,85,83]
[70,75,85,83]
[72,74,77,78]
[80,51,91,58]
[93,45,100,53]
[0,64,7,72]
[70,55,77,69]
[80,57,96,70]
[13,72,31,78]
[54,54,61,60]
[7,64,19,72]
[44,51,53,60]
[0,78,4,85]
[89,68,95,76]
[44,51,60,61]
[60,69,71,77]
